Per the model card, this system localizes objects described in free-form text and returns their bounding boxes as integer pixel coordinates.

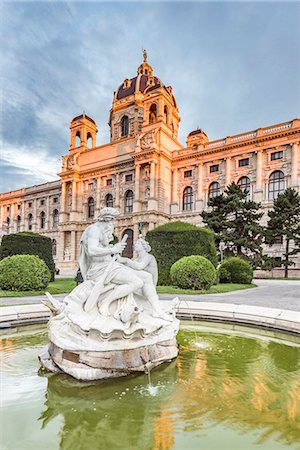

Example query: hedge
[218,257,253,284]
[0,254,51,291]
[170,255,216,290]
[146,221,217,285]
[0,232,55,281]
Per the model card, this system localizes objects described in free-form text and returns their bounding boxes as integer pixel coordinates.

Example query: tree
[266,188,300,278]
[201,182,264,267]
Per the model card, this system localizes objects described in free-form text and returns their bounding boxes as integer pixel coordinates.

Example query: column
[20,202,25,231]
[71,230,76,262]
[170,168,179,214]
[255,149,263,192]
[58,231,65,266]
[60,181,67,222]
[115,173,120,208]
[133,164,140,213]
[197,163,203,200]
[33,199,37,231]
[96,177,101,212]
[46,197,51,230]
[225,157,231,187]
[61,181,66,213]
[291,142,299,186]
[72,180,77,211]
[0,205,3,232]
[149,162,158,210]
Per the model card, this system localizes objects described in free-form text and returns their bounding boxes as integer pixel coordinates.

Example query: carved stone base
[39,337,179,381]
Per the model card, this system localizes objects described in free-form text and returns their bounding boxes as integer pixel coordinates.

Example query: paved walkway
[0,279,299,311]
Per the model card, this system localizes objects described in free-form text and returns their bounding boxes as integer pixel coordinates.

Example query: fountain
[39,207,179,381]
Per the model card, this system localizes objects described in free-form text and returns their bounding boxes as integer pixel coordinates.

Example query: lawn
[0,278,255,298]
[157,283,256,295]
[0,278,76,298]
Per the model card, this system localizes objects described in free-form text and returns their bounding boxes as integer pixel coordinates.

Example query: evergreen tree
[201,182,264,267]
[266,188,300,278]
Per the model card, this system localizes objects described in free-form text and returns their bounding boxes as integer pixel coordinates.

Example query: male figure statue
[79,207,171,321]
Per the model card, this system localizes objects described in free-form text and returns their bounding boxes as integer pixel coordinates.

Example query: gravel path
[0,279,299,311]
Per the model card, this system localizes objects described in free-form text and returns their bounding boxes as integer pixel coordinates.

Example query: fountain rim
[1,301,299,336]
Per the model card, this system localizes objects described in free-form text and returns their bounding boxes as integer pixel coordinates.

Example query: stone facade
[1,54,300,275]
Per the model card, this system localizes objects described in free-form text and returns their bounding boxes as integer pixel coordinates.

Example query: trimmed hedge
[170,255,216,290]
[146,221,217,285]
[218,257,253,284]
[0,255,51,291]
[0,232,55,281]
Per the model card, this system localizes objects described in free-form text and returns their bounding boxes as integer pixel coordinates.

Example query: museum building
[1,54,299,275]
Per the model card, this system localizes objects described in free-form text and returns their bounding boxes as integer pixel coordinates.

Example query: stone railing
[263,123,292,134]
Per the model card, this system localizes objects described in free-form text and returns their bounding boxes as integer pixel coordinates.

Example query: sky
[1,1,299,192]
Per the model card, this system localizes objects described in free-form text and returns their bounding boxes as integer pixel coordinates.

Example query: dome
[188,128,207,137]
[71,114,96,126]
[115,74,163,100]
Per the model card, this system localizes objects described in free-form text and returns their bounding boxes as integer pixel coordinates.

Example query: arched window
[269,171,285,200]
[16,215,21,232]
[209,182,220,198]
[86,132,92,148]
[164,105,168,124]
[183,186,193,211]
[52,239,57,257]
[40,211,46,229]
[75,131,81,147]
[238,176,251,200]
[121,115,129,137]
[125,190,133,214]
[149,104,157,124]
[87,197,95,218]
[122,229,134,258]
[53,209,59,229]
[28,213,33,231]
[105,193,113,208]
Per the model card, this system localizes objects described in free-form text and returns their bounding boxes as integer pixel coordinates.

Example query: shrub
[146,221,217,285]
[0,254,51,291]
[170,255,217,291]
[218,257,253,284]
[0,232,55,281]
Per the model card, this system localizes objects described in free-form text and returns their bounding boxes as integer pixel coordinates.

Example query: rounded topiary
[170,255,217,291]
[146,222,217,285]
[218,257,253,284]
[0,254,51,291]
[0,232,55,281]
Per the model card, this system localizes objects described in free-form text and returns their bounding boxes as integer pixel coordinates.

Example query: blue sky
[1,1,299,192]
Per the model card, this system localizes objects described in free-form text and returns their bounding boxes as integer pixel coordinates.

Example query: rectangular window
[271,151,283,161]
[125,174,133,182]
[40,199,45,206]
[88,183,94,190]
[7,206,10,212]
[53,197,58,203]
[210,164,219,173]
[238,158,249,167]
[184,170,192,178]
[106,179,112,186]
[18,205,21,210]
[28,202,32,208]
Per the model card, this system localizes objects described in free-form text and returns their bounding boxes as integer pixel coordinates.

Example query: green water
[1,322,300,450]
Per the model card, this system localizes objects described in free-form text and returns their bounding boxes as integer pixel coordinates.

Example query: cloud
[1,1,299,192]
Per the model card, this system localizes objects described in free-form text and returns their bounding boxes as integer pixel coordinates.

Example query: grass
[157,283,256,295]
[0,278,76,298]
[0,278,255,298]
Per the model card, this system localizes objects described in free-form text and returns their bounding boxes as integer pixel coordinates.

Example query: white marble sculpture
[40,207,179,380]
